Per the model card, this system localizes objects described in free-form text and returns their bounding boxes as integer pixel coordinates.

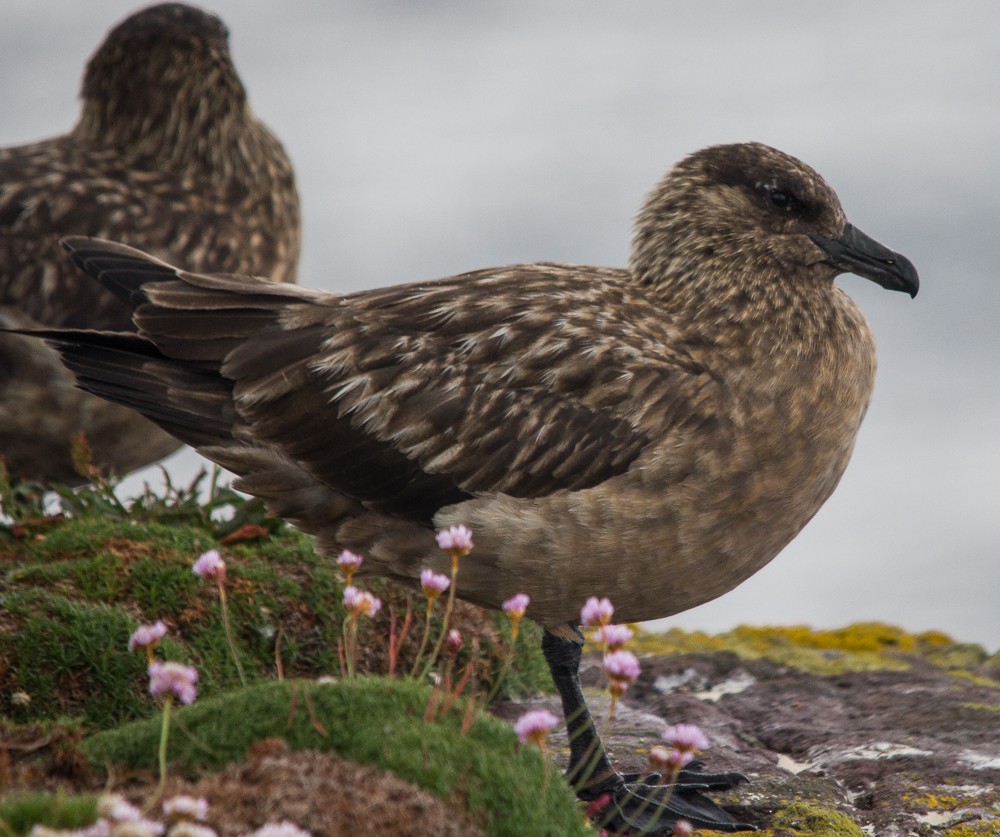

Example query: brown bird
[0,2,300,484]
[24,142,917,833]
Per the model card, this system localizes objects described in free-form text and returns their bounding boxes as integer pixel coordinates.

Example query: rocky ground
[494,631,1000,835]
[4,626,999,836]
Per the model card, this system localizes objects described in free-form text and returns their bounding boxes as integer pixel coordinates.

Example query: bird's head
[630,142,918,301]
[77,3,246,156]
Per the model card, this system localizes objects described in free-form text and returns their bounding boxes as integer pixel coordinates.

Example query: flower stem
[485,628,518,703]
[218,581,247,687]
[410,602,435,678]
[343,613,358,678]
[420,552,459,680]
[147,694,173,811]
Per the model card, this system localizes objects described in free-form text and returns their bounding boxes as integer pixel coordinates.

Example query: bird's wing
[57,239,719,522]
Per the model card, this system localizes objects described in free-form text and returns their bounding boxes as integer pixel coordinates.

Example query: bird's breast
[436,296,878,628]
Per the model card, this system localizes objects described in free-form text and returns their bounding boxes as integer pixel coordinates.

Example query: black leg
[541,627,616,794]
[541,627,757,835]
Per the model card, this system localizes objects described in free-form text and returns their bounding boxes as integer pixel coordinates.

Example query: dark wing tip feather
[23,325,238,449]
[60,236,181,309]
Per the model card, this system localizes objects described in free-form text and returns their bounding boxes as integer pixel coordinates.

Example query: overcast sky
[3,1,998,650]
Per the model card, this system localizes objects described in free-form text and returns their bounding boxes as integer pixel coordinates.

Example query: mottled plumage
[26,142,917,833]
[0,3,300,483]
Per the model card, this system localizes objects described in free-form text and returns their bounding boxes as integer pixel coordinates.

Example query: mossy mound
[0,793,98,836]
[83,677,594,837]
[1,516,550,729]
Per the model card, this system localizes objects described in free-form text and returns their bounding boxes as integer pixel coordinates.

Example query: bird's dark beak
[810,223,919,298]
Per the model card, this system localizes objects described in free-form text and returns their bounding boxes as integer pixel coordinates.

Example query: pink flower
[603,650,640,698]
[128,621,167,653]
[95,794,164,835]
[192,549,226,580]
[502,593,530,619]
[420,568,450,599]
[148,660,198,705]
[580,596,614,627]
[591,623,633,650]
[107,819,163,837]
[342,586,381,618]
[77,820,112,837]
[163,795,209,821]
[167,825,218,837]
[435,524,473,553]
[648,743,692,772]
[662,723,709,754]
[240,823,311,837]
[583,793,613,820]
[673,821,695,836]
[513,708,559,747]
[337,550,364,575]
[446,628,463,654]
[97,794,143,822]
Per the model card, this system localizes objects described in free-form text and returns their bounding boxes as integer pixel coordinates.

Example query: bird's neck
[74,78,276,186]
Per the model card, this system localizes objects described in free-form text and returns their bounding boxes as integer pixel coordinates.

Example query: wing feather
[50,240,719,524]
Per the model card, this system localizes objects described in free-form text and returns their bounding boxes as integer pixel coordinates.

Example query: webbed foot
[615,760,751,793]
[585,765,755,835]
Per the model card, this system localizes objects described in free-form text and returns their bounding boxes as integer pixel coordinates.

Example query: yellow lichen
[949,670,1000,689]
[623,622,997,679]
[627,623,912,676]
[909,793,962,810]
[941,824,1000,837]
[770,801,864,835]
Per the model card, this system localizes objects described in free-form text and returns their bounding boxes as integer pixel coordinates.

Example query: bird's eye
[769,190,791,209]
[757,183,805,215]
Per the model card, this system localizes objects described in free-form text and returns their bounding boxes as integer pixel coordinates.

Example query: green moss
[84,678,593,837]
[770,801,864,835]
[11,517,212,564]
[229,526,316,564]
[1,513,551,729]
[5,517,211,620]
[0,793,98,837]
[0,589,155,726]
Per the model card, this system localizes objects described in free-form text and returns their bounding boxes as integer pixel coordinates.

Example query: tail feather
[60,238,181,308]
[61,237,328,368]
[35,328,237,449]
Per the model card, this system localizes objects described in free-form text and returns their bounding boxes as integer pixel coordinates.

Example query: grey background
[3,2,998,649]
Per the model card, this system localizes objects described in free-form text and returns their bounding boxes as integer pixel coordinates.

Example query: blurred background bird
[0,2,300,485]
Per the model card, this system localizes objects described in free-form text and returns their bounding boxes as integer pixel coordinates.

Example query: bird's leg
[541,627,617,794]
[542,628,756,835]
